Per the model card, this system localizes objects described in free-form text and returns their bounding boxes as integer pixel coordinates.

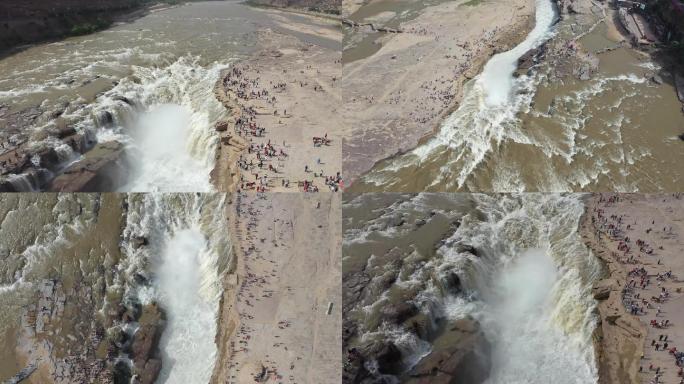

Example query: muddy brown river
[0,1,340,192]
[343,193,603,383]
[342,0,450,63]
[0,193,233,383]
[349,4,684,192]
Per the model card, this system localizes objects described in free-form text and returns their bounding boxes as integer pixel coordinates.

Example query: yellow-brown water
[343,193,603,383]
[350,7,684,192]
[0,193,233,383]
[0,1,340,191]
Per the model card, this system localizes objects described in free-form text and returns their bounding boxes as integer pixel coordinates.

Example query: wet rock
[131,236,148,249]
[137,358,161,384]
[343,271,371,344]
[215,120,229,132]
[451,317,478,333]
[27,146,61,171]
[442,270,462,295]
[131,304,164,366]
[675,74,684,103]
[678,133,684,141]
[380,302,419,324]
[112,359,132,384]
[0,169,49,191]
[133,272,148,285]
[455,243,478,256]
[55,124,77,139]
[343,348,372,384]
[372,342,404,375]
[374,268,400,293]
[606,315,620,325]
[514,44,547,77]
[415,219,427,227]
[122,299,142,322]
[0,180,15,192]
[48,141,127,192]
[343,317,358,343]
[408,317,491,384]
[651,74,663,85]
[346,341,405,382]
[50,109,65,119]
[97,111,114,127]
[131,324,158,362]
[62,133,87,153]
[405,311,436,341]
[113,95,134,106]
[387,214,406,228]
[593,285,611,301]
[344,272,371,307]
[107,326,128,349]
[51,118,88,153]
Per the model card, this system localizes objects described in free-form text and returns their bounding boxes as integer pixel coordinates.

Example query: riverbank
[582,193,684,384]
[210,196,241,383]
[247,0,342,15]
[603,2,684,119]
[341,0,536,184]
[212,14,342,193]
[211,193,342,383]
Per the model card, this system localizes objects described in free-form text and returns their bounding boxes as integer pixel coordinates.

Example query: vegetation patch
[461,0,485,7]
[69,19,112,36]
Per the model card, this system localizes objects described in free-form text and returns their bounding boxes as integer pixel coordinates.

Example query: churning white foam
[98,57,226,192]
[345,194,601,383]
[156,227,219,383]
[121,103,214,192]
[119,194,228,383]
[479,0,557,107]
[484,248,596,384]
[444,195,599,382]
[362,0,558,189]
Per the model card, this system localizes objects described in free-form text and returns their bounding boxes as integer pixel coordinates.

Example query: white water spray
[344,194,601,383]
[119,194,230,383]
[363,0,558,189]
[156,227,218,384]
[121,104,214,192]
[478,0,557,107]
[93,57,226,192]
[484,248,596,384]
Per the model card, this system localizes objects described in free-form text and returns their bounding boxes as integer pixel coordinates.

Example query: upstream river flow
[0,1,339,192]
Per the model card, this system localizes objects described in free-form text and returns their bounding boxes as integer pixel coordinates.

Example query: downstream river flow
[343,193,602,384]
[350,0,684,193]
